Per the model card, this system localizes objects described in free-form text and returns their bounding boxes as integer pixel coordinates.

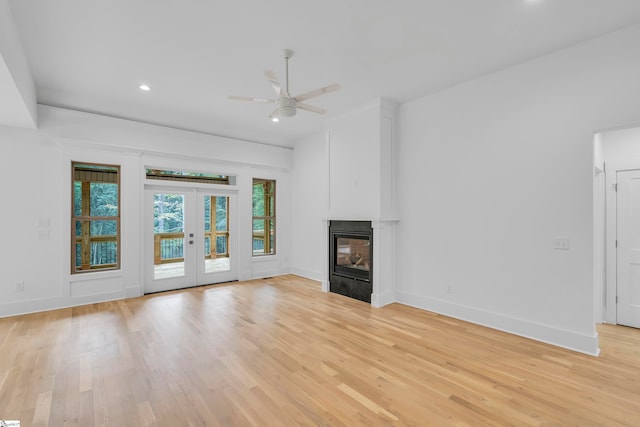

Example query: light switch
[553,237,569,250]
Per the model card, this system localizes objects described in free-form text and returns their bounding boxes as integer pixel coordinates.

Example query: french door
[144,186,237,293]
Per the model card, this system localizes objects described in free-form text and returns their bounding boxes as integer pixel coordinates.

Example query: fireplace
[329,220,373,303]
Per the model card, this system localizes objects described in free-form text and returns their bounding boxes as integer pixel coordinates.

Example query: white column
[370,219,398,307]
[321,219,330,292]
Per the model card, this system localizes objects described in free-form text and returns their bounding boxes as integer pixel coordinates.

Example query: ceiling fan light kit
[229,49,340,122]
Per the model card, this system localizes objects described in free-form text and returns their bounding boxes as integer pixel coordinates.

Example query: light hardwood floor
[1,275,639,426]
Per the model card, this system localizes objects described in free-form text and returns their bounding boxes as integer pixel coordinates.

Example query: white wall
[0,126,62,308]
[0,105,293,317]
[395,24,640,355]
[327,107,381,219]
[291,132,328,280]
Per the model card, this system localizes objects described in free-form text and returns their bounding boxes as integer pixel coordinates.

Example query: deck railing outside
[74,235,117,269]
[252,229,274,255]
[74,232,230,269]
[154,232,229,264]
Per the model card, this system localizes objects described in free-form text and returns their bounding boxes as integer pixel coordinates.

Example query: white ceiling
[8,0,640,147]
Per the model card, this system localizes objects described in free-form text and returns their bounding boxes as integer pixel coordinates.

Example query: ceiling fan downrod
[283,49,294,97]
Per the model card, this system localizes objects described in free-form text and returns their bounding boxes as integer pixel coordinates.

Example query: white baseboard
[0,292,126,319]
[248,267,290,280]
[238,271,252,281]
[0,296,64,318]
[125,286,142,299]
[396,291,600,356]
[371,291,395,308]
[290,267,323,282]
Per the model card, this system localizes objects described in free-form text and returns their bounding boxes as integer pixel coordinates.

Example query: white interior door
[144,187,237,294]
[616,169,640,328]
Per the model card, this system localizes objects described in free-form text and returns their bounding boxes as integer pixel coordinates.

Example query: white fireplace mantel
[321,218,398,308]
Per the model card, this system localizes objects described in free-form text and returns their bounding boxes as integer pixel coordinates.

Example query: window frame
[71,161,121,274]
[252,178,276,257]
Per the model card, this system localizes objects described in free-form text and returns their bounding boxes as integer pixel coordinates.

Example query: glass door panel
[153,192,186,280]
[203,195,230,274]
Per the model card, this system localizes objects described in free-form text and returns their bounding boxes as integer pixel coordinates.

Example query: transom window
[252,178,275,256]
[146,168,233,185]
[72,162,120,273]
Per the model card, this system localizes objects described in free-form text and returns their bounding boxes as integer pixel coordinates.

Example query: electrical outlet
[15,282,24,292]
[446,285,453,294]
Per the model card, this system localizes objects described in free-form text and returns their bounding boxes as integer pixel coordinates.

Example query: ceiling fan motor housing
[276,97,297,117]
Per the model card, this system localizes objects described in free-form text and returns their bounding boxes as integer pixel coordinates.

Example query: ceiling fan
[229,49,340,122]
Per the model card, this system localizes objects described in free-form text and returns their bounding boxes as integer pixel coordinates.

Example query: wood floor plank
[1,275,640,426]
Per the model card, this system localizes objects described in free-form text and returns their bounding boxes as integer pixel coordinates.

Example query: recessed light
[139,84,151,91]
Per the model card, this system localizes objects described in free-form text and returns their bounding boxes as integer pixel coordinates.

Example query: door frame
[144,184,238,293]
[603,159,640,324]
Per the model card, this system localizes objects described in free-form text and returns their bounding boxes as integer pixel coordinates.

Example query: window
[252,178,275,256]
[72,162,120,273]
[145,168,234,185]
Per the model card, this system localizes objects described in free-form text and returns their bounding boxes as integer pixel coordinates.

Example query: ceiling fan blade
[228,95,274,103]
[264,70,285,96]
[297,102,327,115]
[294,83,340,102]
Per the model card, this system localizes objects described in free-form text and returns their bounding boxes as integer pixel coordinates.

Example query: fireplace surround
[329,220,373,303]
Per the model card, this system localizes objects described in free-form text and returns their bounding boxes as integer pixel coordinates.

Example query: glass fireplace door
[333,234,371,281]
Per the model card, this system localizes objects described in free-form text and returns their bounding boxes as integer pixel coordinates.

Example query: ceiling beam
[0,0,37,129]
